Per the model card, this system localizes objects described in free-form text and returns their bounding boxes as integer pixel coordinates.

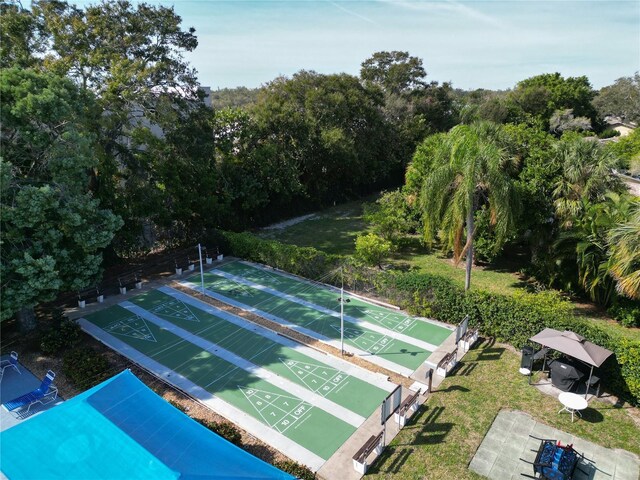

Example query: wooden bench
[352,431,384,474]
[436,347,458,377]
[459,328,479,352]
[77,286,104,308]
[394,391,420,426]
[118,270,142,294]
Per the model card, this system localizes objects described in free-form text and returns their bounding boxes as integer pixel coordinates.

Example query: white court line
[161,286,394,391]
[120,302,365,428]
[210,269,440,352]
[178,281,415,377]
[240,261,456,332]
[242,389,309,433]
[77,318,326,471]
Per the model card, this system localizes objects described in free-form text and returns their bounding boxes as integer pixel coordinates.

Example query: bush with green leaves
[355,233,393,268]
[223,231,342,279]
[608,301,640,328]
[273,460,315,480]
[40,318,81,354]
[598,129,620,139]
[62,347,110,391]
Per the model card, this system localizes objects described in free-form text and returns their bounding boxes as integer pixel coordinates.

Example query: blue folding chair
[0,351,21,378]
[2,370,57,415]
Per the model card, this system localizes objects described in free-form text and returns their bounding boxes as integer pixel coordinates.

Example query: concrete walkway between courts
[470,410,639,480]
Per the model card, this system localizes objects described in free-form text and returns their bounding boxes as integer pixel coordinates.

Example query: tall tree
[360,51,427,94]
[593,73,640,124]
[31,0,201,252]
[0,1,44,69]
[252,71,398,209]
[360,51,456,166]
[0,68,122,330]
[553,135,624,226]
[507,73,598,131]
[420,122,518,290]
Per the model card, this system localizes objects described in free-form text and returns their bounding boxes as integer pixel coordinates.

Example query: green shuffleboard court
[185,271,432,372]
[128,287,390,417]
[82,304,356,461]
[218,261,452,346]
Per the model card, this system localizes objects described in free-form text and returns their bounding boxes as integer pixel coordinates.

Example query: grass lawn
[259,198,640,342]
[258,198,372,254]
[366,338,640,479]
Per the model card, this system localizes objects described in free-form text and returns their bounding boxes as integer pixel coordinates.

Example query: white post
[340,285,344,356]
[198,243,205,296]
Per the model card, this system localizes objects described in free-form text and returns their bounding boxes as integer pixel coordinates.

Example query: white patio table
[558,392,588,422]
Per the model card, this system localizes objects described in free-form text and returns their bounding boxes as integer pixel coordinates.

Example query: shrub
[197,419,242,446]
[223,231,342,279]
[62,347,110,390]
[608,301,640,328]
[40,318,81,354]
[355,233,392,268]
[273,460,315,480]
[598,128,620,139]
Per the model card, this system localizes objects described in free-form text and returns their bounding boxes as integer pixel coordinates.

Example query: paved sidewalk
[470,410,639,480]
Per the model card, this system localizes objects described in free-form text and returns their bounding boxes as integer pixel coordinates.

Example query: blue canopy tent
[0,370,295,480]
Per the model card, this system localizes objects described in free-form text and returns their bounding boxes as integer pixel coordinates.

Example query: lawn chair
[2,370,58,415]
[0,351,21,378]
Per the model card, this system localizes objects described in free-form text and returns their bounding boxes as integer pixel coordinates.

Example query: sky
[84,1,640,91]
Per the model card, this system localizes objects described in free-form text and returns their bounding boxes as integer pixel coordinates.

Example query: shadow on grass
[367,446,414,475]
[476,347,505,361]
[452,361,478,377]
[393,405,454,447]
[437,384,471,393]
[580,407,604,424]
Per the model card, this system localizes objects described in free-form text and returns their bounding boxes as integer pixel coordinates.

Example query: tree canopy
[0,68,122,328]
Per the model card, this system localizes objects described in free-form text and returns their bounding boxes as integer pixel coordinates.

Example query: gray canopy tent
[529,328,614,398]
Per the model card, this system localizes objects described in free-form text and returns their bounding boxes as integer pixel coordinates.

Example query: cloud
[327,1,379,25]
[377,0,505,28]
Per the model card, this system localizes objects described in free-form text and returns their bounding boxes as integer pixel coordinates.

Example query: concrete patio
[470,410,639,480]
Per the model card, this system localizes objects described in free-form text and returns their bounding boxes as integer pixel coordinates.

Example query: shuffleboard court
[127,287,393,417]
[82,305,356,463]
[218,261,452,347]
[182,271,430,374]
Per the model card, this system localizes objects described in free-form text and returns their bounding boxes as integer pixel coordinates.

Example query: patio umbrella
[529,328,614,398]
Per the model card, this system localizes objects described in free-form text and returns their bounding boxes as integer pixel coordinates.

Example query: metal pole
[340,284,344,356]
[198,243,205,297]
[585,365,594,399]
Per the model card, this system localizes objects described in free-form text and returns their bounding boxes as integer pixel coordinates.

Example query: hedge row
[222,231,640,404]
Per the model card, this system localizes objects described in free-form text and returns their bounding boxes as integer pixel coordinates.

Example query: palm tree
[553,136,623,227]
[420,122,518,290]
[608,203,640,300]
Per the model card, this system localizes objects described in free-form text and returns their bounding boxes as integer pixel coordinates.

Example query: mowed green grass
[262,198,640,342]
[258,199,372,254]
[366,339,640,479]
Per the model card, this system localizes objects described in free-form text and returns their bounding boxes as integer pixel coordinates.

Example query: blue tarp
[0,370,295,480]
